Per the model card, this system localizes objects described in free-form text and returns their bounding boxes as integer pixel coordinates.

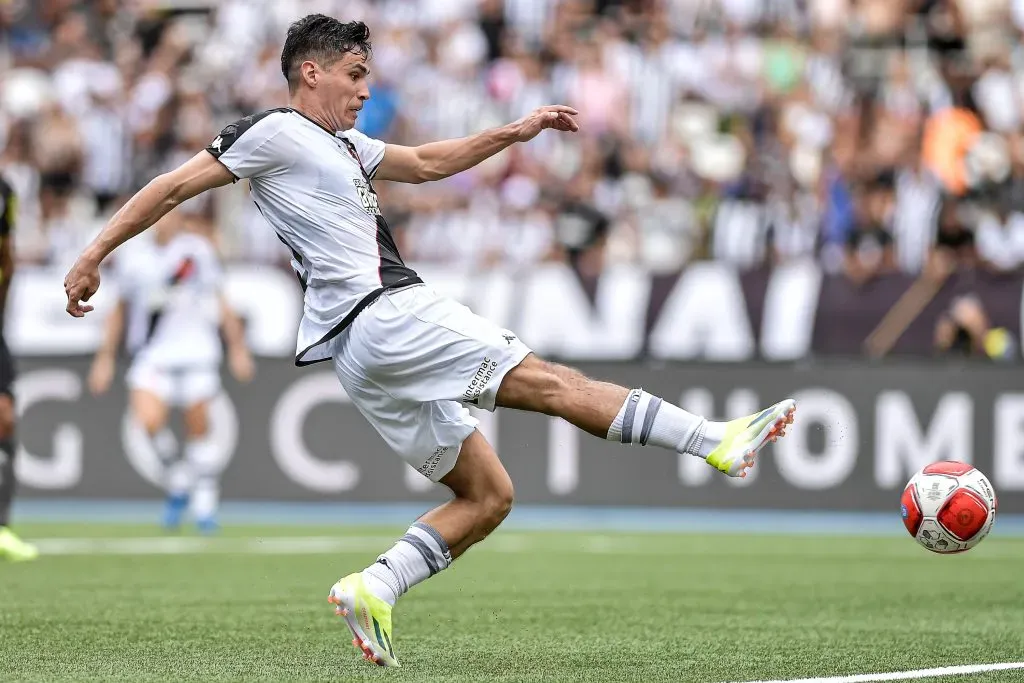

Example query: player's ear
[300,60,318,88]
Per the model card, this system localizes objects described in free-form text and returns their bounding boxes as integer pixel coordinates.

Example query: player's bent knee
[184,403,210,439]
[136,412,165,436]
[130,391,169,436]
[482,472,514,528]
[440,430,514,529]
[488,492,513,528]
[0,395,14,439]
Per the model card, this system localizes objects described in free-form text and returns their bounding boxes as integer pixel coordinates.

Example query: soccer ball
[900,461,997,554]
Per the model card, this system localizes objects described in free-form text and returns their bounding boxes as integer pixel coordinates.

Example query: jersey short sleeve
[0,179,16,237]
[206,109,291,180]
[340,128,387,178]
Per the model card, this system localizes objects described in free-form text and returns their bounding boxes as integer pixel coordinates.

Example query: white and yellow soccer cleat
[705,399,796,478]
[328,573,400,667]
[0,527,39,562]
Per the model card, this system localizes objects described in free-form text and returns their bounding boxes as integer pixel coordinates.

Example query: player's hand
[88,355,115,396]
[512,105,580,142]
[229,346,255,383]
[64,255,101,317]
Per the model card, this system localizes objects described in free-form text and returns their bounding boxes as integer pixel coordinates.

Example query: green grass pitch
[2,524,1024,682]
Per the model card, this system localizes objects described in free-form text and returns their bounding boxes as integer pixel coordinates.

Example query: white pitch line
[30,535,627,556]
[26,536,1024,560]
[32,536,397,556]
[732,661,1024,683]
[245,537,394,554]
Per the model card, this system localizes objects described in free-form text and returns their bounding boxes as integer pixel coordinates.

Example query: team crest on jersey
[353,178,382,216]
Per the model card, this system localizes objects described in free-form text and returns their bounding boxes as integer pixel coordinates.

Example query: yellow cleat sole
[328,588,398,667]
[734,403,797,479]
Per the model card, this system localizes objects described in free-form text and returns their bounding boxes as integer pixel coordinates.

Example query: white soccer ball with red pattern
[901,461,997,554]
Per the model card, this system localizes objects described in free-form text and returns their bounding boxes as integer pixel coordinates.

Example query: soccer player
[88,215,253,533]
[63,15,796,666]
[0,175,37,562]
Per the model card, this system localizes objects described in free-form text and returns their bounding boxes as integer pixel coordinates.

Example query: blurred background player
[88,214,253,533]
[0,173,37,562]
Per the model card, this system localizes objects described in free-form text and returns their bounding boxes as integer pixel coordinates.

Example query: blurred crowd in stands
[2,0,1024,286]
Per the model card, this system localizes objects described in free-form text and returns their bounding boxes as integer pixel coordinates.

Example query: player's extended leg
[329,430,511,667]
[183,399,219,534]
[495,355,795,477]
[420,431,513,558]
[326,284,793,668]
[129,389,189,529]
[0,393,37,561]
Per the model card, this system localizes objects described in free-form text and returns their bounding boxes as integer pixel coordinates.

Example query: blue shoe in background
[196,518,219,535]
[162,494,189,531]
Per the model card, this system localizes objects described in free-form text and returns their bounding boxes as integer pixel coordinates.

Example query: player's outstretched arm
[375,105,579,184]
[63,151,235,317]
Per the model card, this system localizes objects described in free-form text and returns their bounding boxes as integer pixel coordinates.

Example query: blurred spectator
[79,66,130,216]
[32,101,82,247]
[892,140,942,274]
[635,171,700,273]
[934,294,994,357]
[0,0,1019,286]
[922,90,984,196]
[933,289,1017,362]
[843,171,897,285]
[931,197,979,271]
[554,171,611,279]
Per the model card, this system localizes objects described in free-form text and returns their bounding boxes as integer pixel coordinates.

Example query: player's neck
[288,98,341,136]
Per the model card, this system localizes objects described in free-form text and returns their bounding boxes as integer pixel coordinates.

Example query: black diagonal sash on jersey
[213,108,425,366]
[337,137,419,288]
[291,137,424,366]
[281,236,309,292]
[145,257,195,344]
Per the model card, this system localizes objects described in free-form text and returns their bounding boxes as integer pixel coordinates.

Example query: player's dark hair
[281,14,372,93]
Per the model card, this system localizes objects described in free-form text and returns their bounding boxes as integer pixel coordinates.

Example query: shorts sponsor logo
[418,445,449,478]
[463,358,499,405]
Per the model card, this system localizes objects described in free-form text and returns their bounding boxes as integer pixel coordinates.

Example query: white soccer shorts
[126,361,222,408]
[331,284,532,482]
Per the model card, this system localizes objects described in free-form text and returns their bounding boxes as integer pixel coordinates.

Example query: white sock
[698,421,727,458]
[143,426,188,495]
[185,437,219,520]
[362,521,452,606]
[153,428,178,461]
[166,461,193,498]
[607,389,721,458]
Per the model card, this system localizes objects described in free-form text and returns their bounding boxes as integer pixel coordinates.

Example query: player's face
[323,52,371,130]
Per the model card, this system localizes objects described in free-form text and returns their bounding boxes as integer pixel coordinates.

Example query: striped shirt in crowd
[892,168,941,274]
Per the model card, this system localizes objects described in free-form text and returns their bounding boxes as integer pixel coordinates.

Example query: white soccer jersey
[205,108,420,365]
[115,232,224,368]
